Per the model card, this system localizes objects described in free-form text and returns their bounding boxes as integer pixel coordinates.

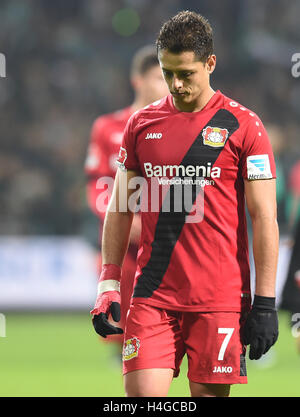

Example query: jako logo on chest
[145,132,163,140]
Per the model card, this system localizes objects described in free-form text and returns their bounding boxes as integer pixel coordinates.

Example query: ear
[206,55,216,74]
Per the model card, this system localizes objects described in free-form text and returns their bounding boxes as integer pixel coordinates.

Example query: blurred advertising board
[0,237,98,310]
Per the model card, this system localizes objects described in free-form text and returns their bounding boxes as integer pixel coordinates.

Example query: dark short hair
[130,45,159,77]
[156,10,213,62]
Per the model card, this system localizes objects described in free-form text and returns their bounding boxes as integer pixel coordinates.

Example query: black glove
[242,295,279,360]
[92,302,123,338]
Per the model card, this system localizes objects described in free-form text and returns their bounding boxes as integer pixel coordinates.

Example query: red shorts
[122,303,247,384]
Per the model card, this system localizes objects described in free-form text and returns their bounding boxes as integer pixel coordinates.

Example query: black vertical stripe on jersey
[133,109,240,299]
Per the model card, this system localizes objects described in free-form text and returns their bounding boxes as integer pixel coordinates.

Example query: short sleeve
[116,114,140,171]
[240,115,276,180]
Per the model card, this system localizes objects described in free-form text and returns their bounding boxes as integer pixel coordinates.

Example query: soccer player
[85,45,169,350]
[91,11,279,397]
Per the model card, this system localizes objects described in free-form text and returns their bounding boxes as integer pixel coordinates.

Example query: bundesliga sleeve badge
[116,146,127,171]
[202,126,229,148]
[246,154,272,180]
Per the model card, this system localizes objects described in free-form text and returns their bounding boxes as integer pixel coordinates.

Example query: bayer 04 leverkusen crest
[202,126,229,148]
[122,337,140,361]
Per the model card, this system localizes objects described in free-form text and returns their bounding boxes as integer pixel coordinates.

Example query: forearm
[101,168,141,266]
[101,209,134,266]
[252,216,279,297]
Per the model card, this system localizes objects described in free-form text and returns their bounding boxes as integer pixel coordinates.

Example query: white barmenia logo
[143,162,221,178]
[247,154,272,180]
[212,366,233,374]
[145,132,162,139]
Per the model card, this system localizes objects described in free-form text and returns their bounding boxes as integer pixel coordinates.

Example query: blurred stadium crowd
[0,0,299,241]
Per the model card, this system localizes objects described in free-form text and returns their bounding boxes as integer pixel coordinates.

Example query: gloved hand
[242,295,279,360]
[90,264,123,338]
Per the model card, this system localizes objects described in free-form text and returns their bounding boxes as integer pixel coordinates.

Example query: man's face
[134,65,169,104]
[158,49,216,110]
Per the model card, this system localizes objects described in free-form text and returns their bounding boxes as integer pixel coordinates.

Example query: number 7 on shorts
[217,328,234,360]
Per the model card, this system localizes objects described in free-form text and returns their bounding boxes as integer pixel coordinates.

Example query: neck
[173,86,215,113]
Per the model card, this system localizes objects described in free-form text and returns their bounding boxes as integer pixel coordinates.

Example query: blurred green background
[0,310,299,397]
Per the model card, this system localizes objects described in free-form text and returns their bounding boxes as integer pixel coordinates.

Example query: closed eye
[180,72,193,78]
[162,69,194,79]
[163,70,172,78]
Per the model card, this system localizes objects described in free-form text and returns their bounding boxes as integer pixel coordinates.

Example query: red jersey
[117,90,276,313]
[85,106,133,219]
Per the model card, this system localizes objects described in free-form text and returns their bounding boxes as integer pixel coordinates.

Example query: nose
[172,76,183,91]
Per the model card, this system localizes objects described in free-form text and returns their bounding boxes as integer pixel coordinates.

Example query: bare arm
[244,178,279,297]
[102,168,142,266]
